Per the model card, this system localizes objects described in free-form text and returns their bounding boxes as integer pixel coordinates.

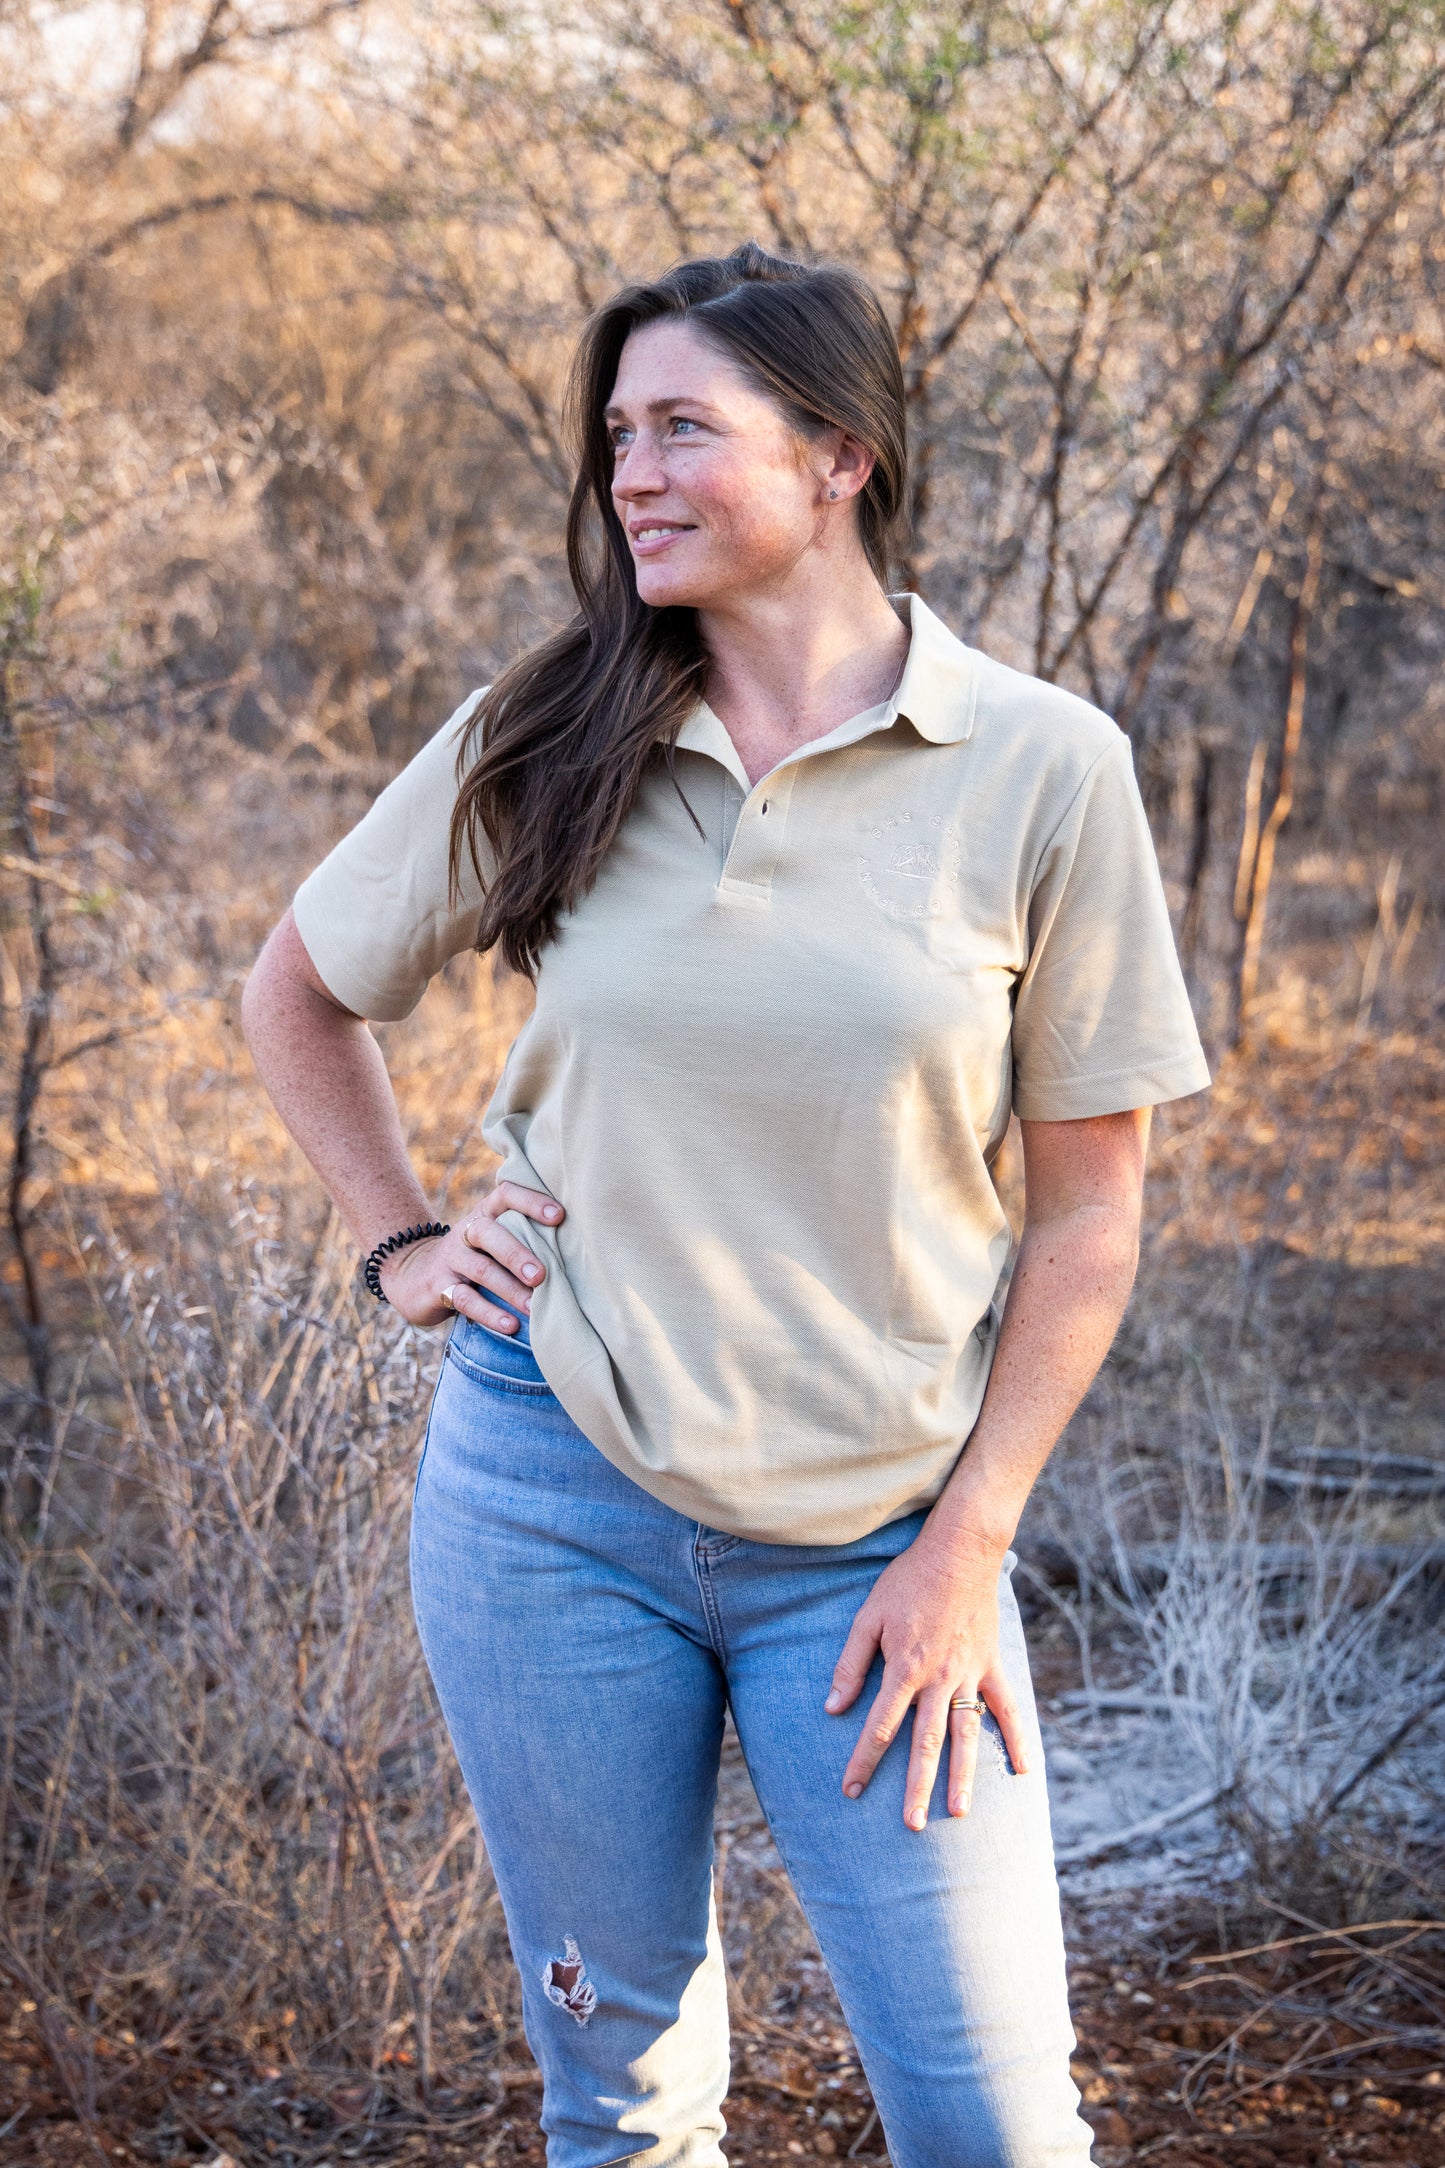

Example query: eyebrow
[603,395,724,423]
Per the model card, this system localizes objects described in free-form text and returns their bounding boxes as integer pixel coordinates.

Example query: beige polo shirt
[292,592,1210,1543]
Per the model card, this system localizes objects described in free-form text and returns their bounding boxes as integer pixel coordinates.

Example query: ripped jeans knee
[543,1935,598,2026]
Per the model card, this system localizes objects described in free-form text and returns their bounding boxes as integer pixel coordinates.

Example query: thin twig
[1190,1917,1443,1966]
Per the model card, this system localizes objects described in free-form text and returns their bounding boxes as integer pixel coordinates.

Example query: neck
[698,553,911,789]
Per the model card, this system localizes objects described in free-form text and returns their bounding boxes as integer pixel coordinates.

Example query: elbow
[240,908,312,1059]
[239,928,279,1056]
[240,909,362,1068]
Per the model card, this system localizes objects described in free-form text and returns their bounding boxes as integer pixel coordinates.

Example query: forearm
[241,912,433,1254]
[927,1199,1141,1557]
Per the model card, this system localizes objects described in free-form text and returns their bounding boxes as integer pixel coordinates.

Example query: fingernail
[524,1262,542,1280]
[1015,1756,1030,1775]
[956,1790,970,1816]
[825,1689,842,1712]
[519,1296,531,1312]
[545,1204,561,1219]
[843,1781,862,1799]
[907,1807,926,1831]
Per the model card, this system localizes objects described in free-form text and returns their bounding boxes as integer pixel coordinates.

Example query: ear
[820,430,876,504]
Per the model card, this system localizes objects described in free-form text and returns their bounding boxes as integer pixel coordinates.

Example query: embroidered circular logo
[857,810,961,921]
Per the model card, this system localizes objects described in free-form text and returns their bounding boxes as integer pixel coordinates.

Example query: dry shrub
[1113,1442,1444,1921]
[3,1179,520,2113]
[1025,1017,1445,1932]
[0,697,533,2127]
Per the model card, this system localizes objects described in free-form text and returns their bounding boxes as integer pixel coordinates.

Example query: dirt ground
[6,1929,1443,2168]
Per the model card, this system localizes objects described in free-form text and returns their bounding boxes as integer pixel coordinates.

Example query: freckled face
[606,319,829,609]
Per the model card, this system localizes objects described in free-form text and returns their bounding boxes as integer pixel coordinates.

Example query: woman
[243,241,1210,2168]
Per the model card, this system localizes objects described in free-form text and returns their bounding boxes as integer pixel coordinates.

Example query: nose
[612,430,666,500]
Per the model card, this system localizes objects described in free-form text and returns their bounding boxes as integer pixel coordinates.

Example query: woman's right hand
[378,1181,565,1330]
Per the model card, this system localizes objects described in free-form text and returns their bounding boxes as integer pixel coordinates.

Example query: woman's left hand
[824,1524,1030,1829]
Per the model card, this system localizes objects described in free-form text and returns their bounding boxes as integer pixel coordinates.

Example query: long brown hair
[449,240,909,977]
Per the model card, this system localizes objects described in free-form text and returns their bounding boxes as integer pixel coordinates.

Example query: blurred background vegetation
[1,3,1442,2164]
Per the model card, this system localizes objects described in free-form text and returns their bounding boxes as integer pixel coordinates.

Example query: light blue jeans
[409,1308,1095,2168]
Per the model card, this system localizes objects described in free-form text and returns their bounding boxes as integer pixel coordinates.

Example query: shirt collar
[888,590,979,745]
[672,590,977,773]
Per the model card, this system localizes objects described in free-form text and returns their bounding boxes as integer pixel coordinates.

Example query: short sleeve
[291,689,495,1021]
[1010,735,1211,1120]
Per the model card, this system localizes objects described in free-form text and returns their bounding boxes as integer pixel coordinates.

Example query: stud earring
[829,488,838,499]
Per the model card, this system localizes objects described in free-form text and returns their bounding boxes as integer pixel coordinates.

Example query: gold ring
[950,1695,986,1714]
[440,1283,459,1311]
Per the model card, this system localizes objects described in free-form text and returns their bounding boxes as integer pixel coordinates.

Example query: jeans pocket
[445,1314,554,1396]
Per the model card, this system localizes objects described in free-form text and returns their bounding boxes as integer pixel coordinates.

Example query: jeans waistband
[487,1294,531,1347]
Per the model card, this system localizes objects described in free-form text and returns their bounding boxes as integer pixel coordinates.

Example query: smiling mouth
[631,524,694,549]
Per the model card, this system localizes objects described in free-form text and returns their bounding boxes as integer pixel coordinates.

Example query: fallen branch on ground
[1055,1782,1233,1868]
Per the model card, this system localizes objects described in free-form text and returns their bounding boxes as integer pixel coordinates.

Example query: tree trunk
[1234,507,1326,1044]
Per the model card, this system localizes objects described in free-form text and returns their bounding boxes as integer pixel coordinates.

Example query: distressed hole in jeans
[982,1710,1012,1775]
[542,1935,597,2026]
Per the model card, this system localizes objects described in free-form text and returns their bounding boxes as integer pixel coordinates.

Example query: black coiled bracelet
[362,1220,450,1302]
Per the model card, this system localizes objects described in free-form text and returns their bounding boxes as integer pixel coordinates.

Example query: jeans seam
[411,1371,445,1509]
[691,1537,731,1665]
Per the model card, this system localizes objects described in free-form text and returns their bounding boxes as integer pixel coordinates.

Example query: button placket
[698,693,912,897]
[718,765,796,895]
